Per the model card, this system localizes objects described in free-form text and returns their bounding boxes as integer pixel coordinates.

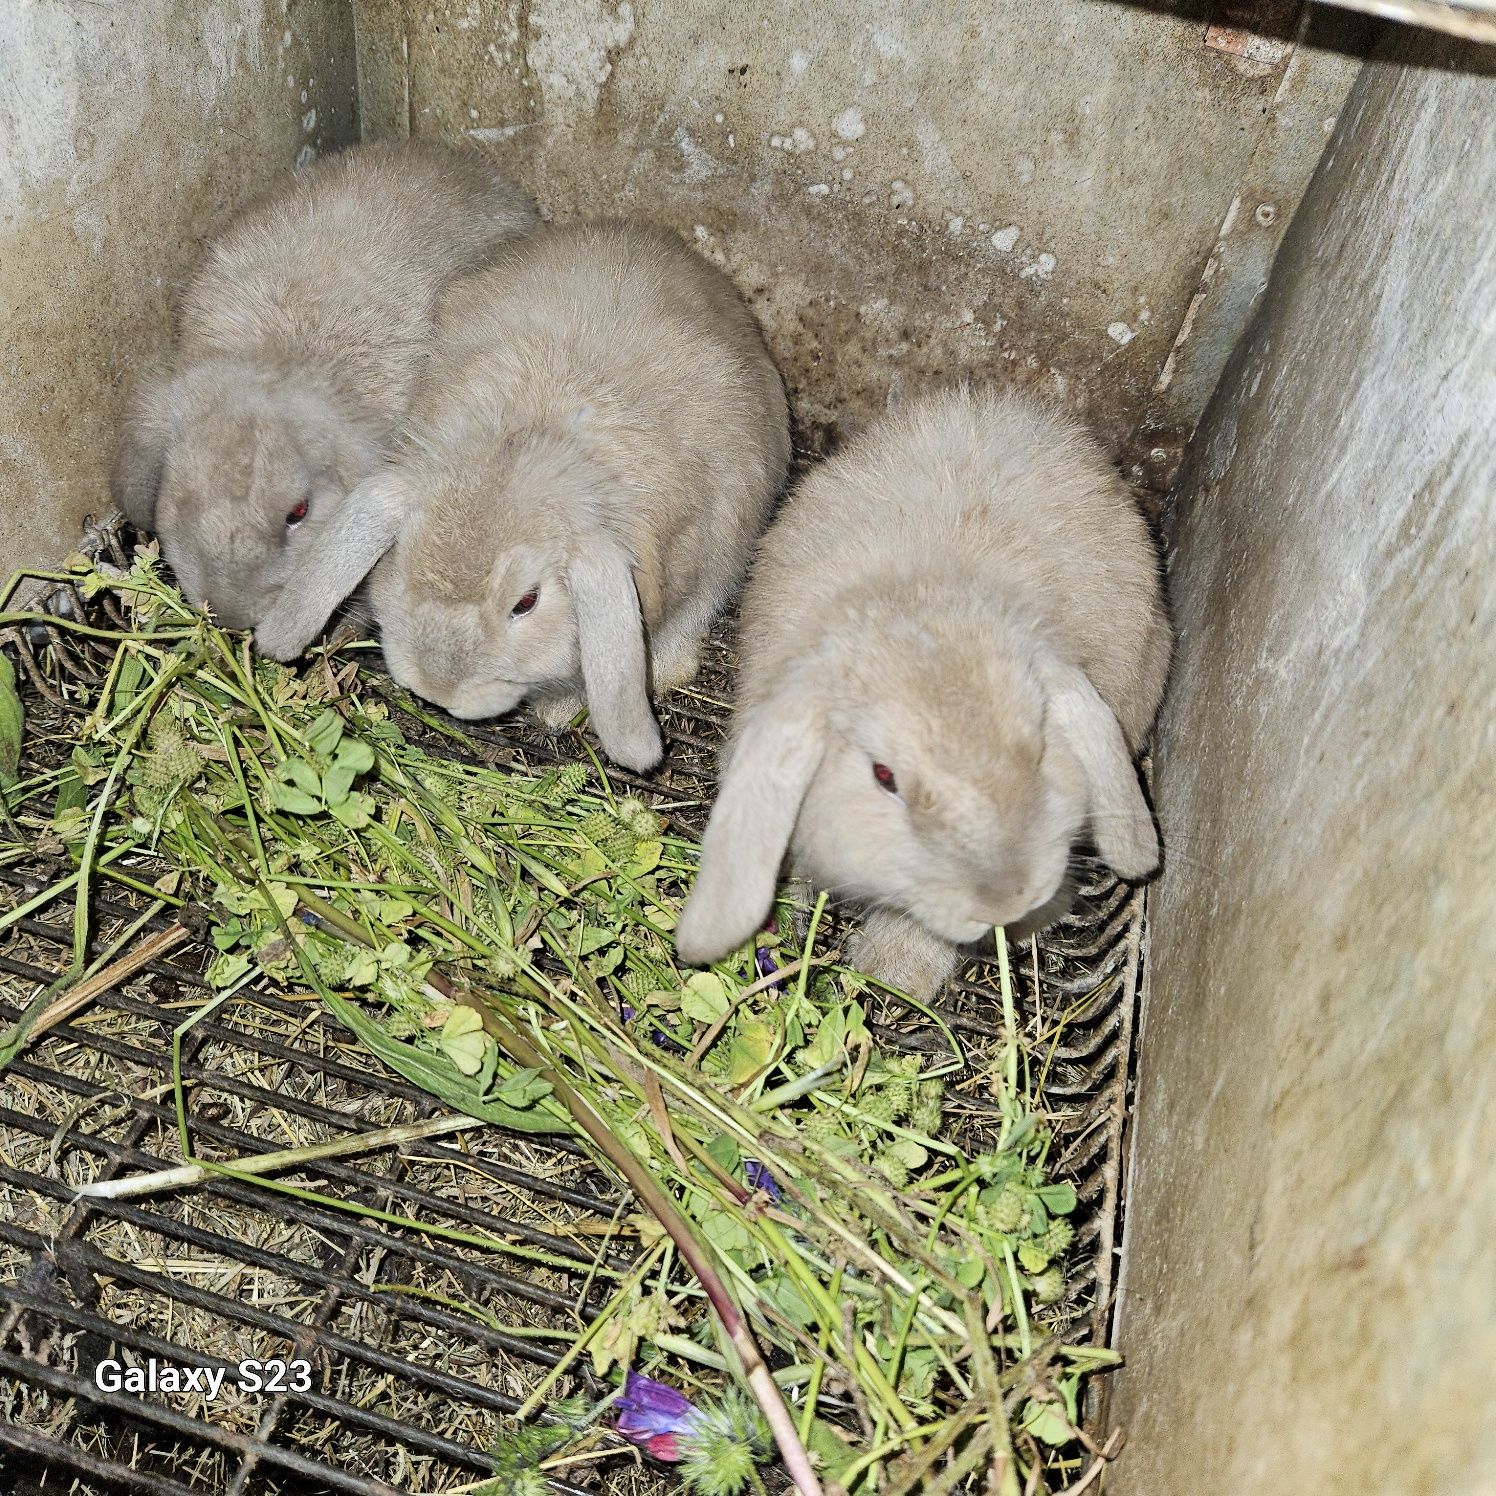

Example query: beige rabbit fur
[113,140,538,630]
[675,387,1172,999]
[259,220,790,773]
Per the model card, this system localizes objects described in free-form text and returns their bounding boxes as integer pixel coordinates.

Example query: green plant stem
[75,1111,479,1200]
[474,998,824,1496]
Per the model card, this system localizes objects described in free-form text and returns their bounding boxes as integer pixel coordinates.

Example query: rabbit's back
[425,223,784,470]
[176,142,538,429]
[742,388,1169,748]
[411,222,788,622]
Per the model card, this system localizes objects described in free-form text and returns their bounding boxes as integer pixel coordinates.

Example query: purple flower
[754,946,783,988]
[613,1370,703,1462]
[755,920,785,992]
[618,1000,686,1053]
[743,1159,781,1201]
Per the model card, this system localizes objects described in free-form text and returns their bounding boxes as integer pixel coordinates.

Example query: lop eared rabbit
[113,141,538,629]
[675,387,1172,1000]
[255,221,790,773]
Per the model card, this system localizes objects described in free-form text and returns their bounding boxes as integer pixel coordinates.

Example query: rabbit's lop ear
[675,687,826,966]
[111,375,177,528]
[570,538,663,774]
[1041,657,1159,881]
[254,472,408,662]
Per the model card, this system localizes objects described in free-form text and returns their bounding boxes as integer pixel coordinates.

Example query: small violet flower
[755,918,785,992]
[612,1370,703,1462]
[618,1001,685,1054]
[743,1159,781,1202]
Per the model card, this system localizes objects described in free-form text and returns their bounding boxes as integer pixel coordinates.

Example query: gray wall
[352,1,1367,474]
[1112,33,1496,1494]
[0,0,358,587]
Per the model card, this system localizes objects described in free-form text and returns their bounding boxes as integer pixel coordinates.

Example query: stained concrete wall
[351,1,1370,475]
[0,0,358,587]
[1111,33,1496,1495]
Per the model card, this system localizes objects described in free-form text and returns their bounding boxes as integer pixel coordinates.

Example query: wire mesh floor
[0,532,1148,1494]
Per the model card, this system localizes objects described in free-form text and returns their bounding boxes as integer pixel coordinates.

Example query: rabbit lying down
[675,387,1173,1001]
[113,140,538,632]
[255,220,791,774]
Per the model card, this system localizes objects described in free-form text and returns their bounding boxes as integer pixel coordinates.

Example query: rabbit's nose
[207,597,255,632]
[973,874,1024,915]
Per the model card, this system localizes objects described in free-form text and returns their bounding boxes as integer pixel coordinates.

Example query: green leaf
[0,652,23,789]
[1021,1398,1074,1448]
[328,791,374,828]
[474,1035,499,1096]
[724,1017,776,1085]
[317,988,567,1133]
[322,761,357,805]
[333,737,375,775]
[1058,1345,1123,1372]
[759,1272,817,1328]
[700,1202,753,1264]
[211,880,256,915]
[1036,1181,1077,1216]
[305,709,344,758]
[885,1136,929,1173]
[682,971,732,1024]
[703,1132,741,1173]
[805,1419,857,1480]
[953,1253,986,1289]
[270,783,322,816]
[781,996,807,1050]
[211,918,245,951]
[627,838,662,875]
[279,758,322,797]
[1018,1240,1051,1273]
[263,883,299,920]
[206,950,253,988]
[54,772,87,819]
[345,949,379,986]
[493,1066,553,1109]
[70,745,111,786]
[571,845,609,879]
[587,945,624,978]
[803,1004,851,1069]
[439,1006,490,1076]
[575,924,616,957]
[111,650,145,714]
[899,1345,939,1408]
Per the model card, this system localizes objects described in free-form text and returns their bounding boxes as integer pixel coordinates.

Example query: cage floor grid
[0,539,1146,1494]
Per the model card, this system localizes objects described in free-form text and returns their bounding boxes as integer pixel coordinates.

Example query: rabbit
[674,386,1173,1001]
[253,220,791,773]
[112,139,539,632]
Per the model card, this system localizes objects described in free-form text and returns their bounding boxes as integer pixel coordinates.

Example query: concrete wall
[1112,33,1496,1495]
[352,1,1369,475]
[0,0,358,587]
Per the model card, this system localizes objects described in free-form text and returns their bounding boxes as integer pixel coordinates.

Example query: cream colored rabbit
[255,220,790,773]
[675,387,1172,999]
[113,140,538,629]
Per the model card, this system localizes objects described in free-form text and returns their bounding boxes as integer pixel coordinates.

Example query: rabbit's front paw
[847,910,958,1002]
[532,692,586,732]
[600,718,664,775]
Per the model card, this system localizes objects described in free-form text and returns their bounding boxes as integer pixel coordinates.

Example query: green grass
[0,552,1114,1496]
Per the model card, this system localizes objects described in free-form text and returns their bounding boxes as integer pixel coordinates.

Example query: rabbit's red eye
[511,589,539,617]
[872,762,898,794]
[285,499,308,528]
